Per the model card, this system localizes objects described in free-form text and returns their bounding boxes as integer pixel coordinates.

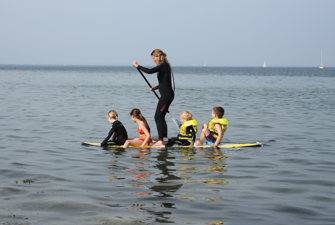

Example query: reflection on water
[99,146,228,224]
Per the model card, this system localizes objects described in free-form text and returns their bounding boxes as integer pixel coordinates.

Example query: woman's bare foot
[151,140,165,148]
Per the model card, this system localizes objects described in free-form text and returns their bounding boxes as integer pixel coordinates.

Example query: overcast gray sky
[1,0,334,67]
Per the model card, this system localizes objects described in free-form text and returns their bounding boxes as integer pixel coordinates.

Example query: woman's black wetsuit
[137,62,174,141]
[101,120,128,147]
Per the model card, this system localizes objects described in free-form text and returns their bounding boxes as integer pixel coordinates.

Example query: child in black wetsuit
[98,110,128,147]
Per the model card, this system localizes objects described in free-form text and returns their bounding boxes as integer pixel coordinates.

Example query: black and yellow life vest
[208,118,229,142]
[177,119,198,142]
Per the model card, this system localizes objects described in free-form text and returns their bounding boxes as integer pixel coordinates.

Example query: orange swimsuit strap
[137,127,145,135]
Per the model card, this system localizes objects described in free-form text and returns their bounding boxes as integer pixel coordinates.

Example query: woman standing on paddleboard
[133,49,175,147]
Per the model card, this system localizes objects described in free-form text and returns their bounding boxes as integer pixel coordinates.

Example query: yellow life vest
[208,118,229,142]
[177,119,198,142]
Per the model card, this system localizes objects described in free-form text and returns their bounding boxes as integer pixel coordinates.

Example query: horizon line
[0,64,333,68]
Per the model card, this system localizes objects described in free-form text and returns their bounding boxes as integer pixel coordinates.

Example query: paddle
[136,67,180,129]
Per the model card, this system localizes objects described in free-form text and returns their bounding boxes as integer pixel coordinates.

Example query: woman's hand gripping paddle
[136,67,181,129]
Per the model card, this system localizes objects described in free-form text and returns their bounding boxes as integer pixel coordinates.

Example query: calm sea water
[0,65,334,225]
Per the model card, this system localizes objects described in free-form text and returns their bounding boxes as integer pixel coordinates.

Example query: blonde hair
[180,111,192,121]
[151,49,170,66]
[130,108,150,132]
[107,110,118,120]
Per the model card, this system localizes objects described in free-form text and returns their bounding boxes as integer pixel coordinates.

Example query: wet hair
[180,111,192,121]
[151,49,170,66]
[107,110,118,120]
[213,107,224,118]
[130,108,150,132]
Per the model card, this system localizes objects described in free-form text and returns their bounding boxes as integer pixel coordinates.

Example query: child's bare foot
[194,140,201,146]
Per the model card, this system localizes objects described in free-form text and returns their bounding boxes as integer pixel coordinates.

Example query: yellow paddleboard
[81,142,262,148]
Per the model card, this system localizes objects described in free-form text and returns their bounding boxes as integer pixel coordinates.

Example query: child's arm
[186,126,196,145]
[211,124,223,147]
[101,126,117,147]
[139,122,151,148]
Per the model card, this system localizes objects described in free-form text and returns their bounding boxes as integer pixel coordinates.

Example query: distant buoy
[15,69,18,71]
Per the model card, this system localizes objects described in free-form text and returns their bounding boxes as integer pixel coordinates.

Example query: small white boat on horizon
[319,51,324,69]
[263,60,267,68]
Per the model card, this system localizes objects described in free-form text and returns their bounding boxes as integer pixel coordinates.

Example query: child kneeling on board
[166,111,198,147]
[98,110,128,147]
[194,106,229,147]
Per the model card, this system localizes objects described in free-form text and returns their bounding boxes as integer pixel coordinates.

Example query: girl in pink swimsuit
[123,109,152,148]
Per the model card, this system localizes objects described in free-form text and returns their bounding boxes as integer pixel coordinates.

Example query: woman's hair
[151,49,175,92]
[107,110,118,120]
[151,49,170,66]
[130,108,150,132]
[180,111,192,121]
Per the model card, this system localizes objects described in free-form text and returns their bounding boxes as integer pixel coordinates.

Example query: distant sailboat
[319,51,324,69]
[263,60,267,68]
[204,59,207,67]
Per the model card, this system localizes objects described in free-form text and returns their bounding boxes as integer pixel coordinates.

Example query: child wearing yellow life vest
[194,106,229,147]
[166,111,198,147]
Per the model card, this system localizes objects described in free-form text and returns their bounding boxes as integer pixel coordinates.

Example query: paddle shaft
[137,67,160,100]
[136,67,179,128]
